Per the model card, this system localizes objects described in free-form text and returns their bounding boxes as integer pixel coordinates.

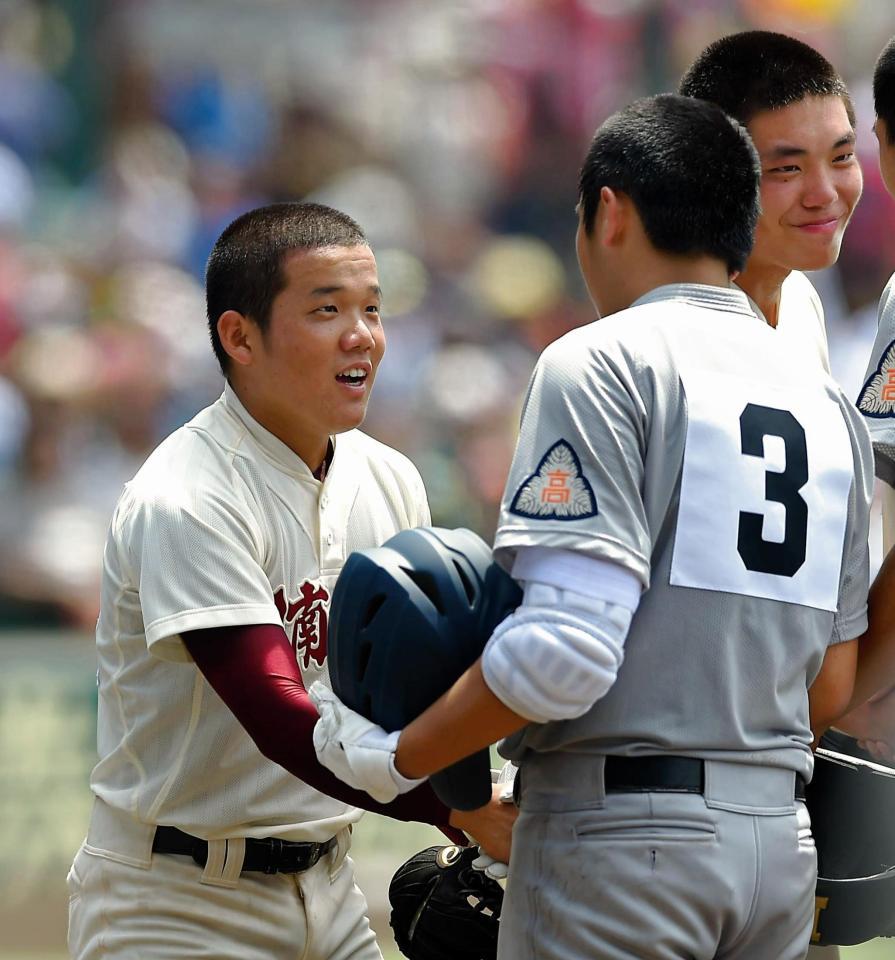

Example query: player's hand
[309,681,425,803]
[835,685,895,764]
[470,760,517,879]
[857,738,895,764]
[448,780,517,866]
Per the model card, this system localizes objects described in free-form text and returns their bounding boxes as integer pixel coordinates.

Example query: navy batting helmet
[807,731,895,947]
[328,526,522,811]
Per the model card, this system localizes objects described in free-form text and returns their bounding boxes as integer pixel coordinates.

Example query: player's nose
[342,312,377,351]
[801,168,838,208]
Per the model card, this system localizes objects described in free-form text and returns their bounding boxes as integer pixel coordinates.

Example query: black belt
[152,826,337,875]
[603,755,807,801]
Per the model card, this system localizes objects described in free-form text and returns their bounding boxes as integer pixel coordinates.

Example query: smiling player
[679,31,862,373]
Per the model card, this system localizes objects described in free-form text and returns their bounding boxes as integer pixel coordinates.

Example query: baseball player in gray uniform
[679,31,863,389]
[682,35,866,959]
[66,202,514,960]
[312,95,875,959]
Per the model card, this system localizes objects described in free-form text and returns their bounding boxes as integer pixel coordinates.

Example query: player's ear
[217,310,257,367]
[597,186,626,247]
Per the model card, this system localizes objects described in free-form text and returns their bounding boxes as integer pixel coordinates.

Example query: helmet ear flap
[328,526,522,811]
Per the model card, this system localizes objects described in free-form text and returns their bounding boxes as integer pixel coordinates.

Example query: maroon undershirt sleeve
[182,622,467,844]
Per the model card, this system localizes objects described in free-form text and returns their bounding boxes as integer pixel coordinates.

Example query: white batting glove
[472,761,517,881]
[309,682,425,804]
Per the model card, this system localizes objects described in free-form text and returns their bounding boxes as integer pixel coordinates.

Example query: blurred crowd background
[1,0,894,633]
[3,0,895,955]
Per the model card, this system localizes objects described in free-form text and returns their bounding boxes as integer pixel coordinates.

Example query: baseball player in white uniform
[311,95,875,959]
[66,202,514,960]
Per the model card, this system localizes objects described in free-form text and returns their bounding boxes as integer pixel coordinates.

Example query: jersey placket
[318,488,342,572]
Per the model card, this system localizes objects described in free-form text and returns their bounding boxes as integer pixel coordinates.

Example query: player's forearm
[394,659,528,779]
[850,543,895,709]
[809,637,858,745]
[182,624,457,830]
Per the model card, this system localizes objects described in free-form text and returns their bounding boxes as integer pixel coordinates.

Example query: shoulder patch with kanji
[509,440,597,520]
[858,339,895,418]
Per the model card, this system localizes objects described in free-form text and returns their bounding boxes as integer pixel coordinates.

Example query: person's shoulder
[340,429,422,481]
[879,271,895,315]
[539,300,679,368]
[539,310,632,360]
[126,400,240,507]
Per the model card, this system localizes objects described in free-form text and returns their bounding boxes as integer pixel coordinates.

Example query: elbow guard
[481,582,634,723]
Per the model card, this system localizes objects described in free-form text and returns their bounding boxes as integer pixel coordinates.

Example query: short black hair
[578,94,760,275]
[679,30,855,128]
[205,201,368,373]
[874,37,895,143]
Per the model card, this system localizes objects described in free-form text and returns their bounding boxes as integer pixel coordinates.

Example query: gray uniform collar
[632,283,756,319]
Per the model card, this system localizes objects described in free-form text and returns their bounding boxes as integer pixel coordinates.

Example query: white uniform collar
[221,381,333,481]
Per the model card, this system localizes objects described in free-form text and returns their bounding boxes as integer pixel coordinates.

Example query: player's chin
[791,236,845,272]
[332,400,372,434]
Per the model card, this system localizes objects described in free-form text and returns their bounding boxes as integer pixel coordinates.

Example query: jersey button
[320,495,329,508]
[326,532,334,545]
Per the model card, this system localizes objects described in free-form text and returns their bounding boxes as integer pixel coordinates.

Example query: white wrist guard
[310,682,424,803]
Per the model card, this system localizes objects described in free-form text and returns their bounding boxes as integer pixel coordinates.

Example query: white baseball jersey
[90,383,429,842]
[741,270,831,374]
[857,272,895,486]
[494,284,872,781]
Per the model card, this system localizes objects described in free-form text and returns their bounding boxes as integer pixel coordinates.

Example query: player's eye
[833,152,855,164]
[365,304,381,315]
[767,165,800,175]
[314,304,338,314]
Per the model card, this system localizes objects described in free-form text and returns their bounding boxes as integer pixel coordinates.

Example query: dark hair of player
[206,201,368,374]
[874,37,895,143]
[678,30,855,128]
[578,94,761,275]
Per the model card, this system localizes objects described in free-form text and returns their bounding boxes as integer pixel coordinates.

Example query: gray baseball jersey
[494,284,872,782]
[89,383,430,842]
[857,272,895,484]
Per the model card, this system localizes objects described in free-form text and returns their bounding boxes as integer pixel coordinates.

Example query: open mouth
[336,367,369,387]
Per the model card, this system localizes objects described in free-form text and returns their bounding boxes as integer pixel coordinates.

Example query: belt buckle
[261,837,285,875]
[282,840,317,874]
[259,837,318,875]
[250,836,334,874]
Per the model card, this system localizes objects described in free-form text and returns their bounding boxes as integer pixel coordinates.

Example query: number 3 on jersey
[671,369,854,611]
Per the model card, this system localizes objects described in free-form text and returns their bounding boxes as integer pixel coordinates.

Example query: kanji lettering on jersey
[857,339,895,418]
[510,439,597,520]
[274,582,329,669]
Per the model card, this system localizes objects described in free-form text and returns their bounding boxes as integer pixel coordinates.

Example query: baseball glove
[389,844,503,960]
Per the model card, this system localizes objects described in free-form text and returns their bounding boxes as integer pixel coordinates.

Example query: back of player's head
[679,30,855,128]
[874,37,895,143]
[206,201,368,373]
[578,94,760,274]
